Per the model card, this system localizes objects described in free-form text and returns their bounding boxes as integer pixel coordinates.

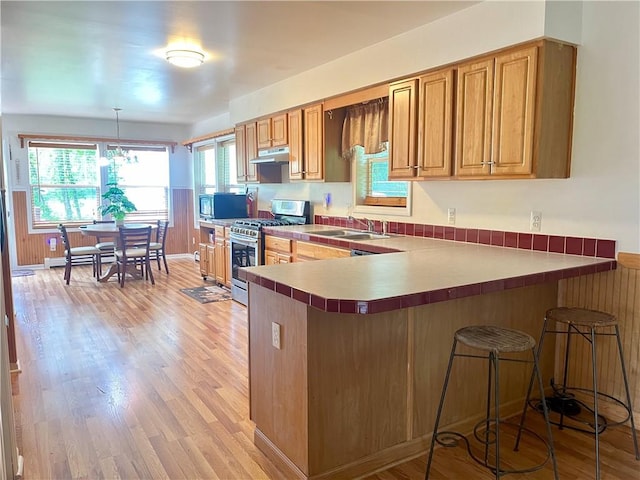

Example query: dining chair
[115,226,154,287]
[149,220,169,273]
[57,224,102,285]
[93,219,116,275]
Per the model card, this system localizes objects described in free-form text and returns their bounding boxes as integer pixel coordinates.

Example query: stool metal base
[518,308,640,480]
[433,421,552,477]
[425,327,558,480]
[529,383,634,435]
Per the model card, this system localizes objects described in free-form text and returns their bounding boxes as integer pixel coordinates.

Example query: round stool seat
[546,307,616,327]
[455,325,535,353]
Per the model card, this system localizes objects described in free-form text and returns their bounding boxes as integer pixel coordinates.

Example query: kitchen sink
[310,229,391,240]
[310,230,352,236]
[339,233,391,240]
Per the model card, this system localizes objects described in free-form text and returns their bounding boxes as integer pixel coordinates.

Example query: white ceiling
[1,1,478,125]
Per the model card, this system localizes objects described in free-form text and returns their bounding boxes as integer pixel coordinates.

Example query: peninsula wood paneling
[13,189,197,266]
[558,253,640,423]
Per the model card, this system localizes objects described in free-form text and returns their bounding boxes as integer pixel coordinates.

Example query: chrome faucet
[348,216,375,232]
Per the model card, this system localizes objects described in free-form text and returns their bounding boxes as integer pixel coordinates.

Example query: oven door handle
[229,234,259,246]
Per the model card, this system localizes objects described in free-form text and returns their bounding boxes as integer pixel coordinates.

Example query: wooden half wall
[11,189,198,266]
[558,252,640,423]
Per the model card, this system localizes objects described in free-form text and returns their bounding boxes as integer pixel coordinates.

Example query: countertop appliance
[229,199,311,305]
[199,193,248,220]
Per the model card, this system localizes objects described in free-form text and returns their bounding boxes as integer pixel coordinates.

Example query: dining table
[79,222,156,282]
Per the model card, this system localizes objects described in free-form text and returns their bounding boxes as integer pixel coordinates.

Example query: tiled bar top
[241,225,616,314]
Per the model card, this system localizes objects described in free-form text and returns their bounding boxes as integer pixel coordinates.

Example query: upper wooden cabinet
[288,109,304,180]
[235,122,281,184]
[388,68,454,179]
[289,103,349,182]
[235,122,259,183]
[302,104,324,180]
[388,79,418,179]
[257,113,288,149]
[455,40,575,178]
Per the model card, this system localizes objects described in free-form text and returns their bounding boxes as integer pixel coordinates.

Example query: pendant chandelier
[112,107,128,161]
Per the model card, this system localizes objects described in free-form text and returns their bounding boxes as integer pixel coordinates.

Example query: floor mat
[180,285,232,304]
[11,269,35,277]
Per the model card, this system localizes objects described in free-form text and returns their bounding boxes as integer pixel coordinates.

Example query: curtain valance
[341,98,389,158]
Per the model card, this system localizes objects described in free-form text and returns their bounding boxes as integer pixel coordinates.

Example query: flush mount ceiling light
[165,48,205,68]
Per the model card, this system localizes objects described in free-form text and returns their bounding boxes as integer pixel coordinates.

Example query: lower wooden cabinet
[198,241,218,281]
[198,243,209,277]
[265,235,293,264]
[199,226,231,287]
[295,241,350,261]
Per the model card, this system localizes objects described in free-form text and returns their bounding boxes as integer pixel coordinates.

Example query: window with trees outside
[28,142,100,228]
[196,136,242,194]
[28,141,170,228]
[106,145,170,223]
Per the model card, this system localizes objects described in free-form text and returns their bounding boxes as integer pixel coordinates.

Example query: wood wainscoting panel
[168,188,196,255]
[248,283,309,474]
[12,189,196,266]
[412,283,558,438]
[558,252,640,421]
[307,307,408,475]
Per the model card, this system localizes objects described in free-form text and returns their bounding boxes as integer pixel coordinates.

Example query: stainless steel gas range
[229,199,310,305]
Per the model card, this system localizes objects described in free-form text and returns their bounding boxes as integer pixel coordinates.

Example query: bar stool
[425,325,558,480]
[518,307,640,479]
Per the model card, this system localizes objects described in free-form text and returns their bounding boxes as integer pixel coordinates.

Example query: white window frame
[194,134,241,195]
[26,139,171,232]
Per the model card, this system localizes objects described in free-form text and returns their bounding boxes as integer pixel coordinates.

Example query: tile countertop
[241,225,616,314]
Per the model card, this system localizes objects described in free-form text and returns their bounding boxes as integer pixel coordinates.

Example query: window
[28,142,100,227]
[27,140,170,229]
[106,145,170,222]
[195,135,242,194]
[342,98,411,216]
[352,143,411,214]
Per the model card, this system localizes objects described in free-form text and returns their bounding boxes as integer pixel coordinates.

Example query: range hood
[250,146,290,164]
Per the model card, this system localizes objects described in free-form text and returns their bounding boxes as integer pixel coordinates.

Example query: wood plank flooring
[10,258,640,479]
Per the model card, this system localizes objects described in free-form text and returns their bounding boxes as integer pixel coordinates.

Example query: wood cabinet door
[288,109,304,180]
[198,243,208,276]
[235,125,247,182]
[214,239,225,284]
[271,113,288,147]
[257,118,271,149]
[303,104,324,180]
[224,239,231,287]
[265,250,278,265]
[206,245,216,278]
[417,69,453,177]
[388,79,418,179]
[276,253,291,264]
[491,46,537,175]
[245,122,259,182]
[455,58,494,176]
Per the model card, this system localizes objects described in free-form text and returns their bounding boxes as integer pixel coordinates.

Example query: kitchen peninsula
[241,228,616,479]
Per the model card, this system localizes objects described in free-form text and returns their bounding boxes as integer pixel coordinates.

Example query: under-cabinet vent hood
[250,146,290,164]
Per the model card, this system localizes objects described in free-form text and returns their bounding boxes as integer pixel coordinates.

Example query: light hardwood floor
[10,258,640,479]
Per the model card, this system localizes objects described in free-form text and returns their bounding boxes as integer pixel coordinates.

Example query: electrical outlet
[271,322,281,349]
[530,211,542,232]
[49,237,57,251]
[192,236,195,245]
[447,208,456,225]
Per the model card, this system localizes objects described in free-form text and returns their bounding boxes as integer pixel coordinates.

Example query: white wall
[195,1,640,254]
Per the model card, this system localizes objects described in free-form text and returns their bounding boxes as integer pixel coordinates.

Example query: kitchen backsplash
[257,210,616,259]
